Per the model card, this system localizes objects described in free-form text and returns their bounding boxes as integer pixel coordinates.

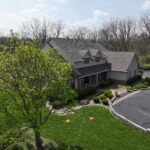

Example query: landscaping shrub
[78,87,97,100]
[99,95,109,105]
[93,96,100,103]
[127,75,142,85]
[99,79,114,88]
[104,90,113,99]
[144,77,150,84]
[101,98,109,105]
[129,77,150,91]
[52,100,64,109]
[25,141,35,150]
[130,82,149,91]
[134,83,148,89]
[142,64,150,70]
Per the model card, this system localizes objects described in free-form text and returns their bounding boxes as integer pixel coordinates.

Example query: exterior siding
[42,41,139,87]
[127,56,139,79]
[108,71,128,82]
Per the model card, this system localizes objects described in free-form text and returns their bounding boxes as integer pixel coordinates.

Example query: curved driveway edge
[110,90,150,133]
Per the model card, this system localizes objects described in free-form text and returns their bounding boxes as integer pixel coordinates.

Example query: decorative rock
[64,119,71,124]
[79,100,90,105]
[89,116,95,121]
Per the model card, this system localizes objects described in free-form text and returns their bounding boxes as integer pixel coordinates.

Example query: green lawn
[1,91,150,150]
[41,106,150,150]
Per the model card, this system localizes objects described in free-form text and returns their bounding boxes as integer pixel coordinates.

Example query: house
[42,38,139,90]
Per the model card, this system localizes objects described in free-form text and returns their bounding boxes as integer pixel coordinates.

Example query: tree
[139,12,150,54]
[0,34,76,149]
[67,27,90,40]
[141,12,150,36]
[21,18,64,45]
[98,17,137,51]
[53,20,64,38]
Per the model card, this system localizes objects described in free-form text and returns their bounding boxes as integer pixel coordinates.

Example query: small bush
[52,100,64,109]
[93,96,100,103]
[134,83,148,89]
[101,98,109,105]
[142,64,150,70]
[130,82,149,91]
[25,141,35,150]
[127,75,142,85]
[104,90,113,99]
[78,87,97,100]
[99,95,109,105]
[144,77,150,84]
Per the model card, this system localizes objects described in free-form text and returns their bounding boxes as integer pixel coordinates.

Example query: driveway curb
[109,91,150,133]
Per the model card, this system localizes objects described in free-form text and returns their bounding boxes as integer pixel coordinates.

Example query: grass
[1,91,150,150]
[41,106,150,150]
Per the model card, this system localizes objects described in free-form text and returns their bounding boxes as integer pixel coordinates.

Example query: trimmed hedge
[99,79,114,88]
[99,95,109,105]
[93,96,100,103]
[104,90,113,99]
[127,75,142,85]
[93,90,113,105]
[52,100,64,109]
[78,87,97,100]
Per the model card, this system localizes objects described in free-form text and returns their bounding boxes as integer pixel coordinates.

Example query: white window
[95,57,100,62]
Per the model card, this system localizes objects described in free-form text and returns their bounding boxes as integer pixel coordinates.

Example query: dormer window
[84,58,89,64]
[95,57,100,62]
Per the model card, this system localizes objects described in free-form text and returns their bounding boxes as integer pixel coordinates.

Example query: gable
[42,39,136,73]
[105,51,135,72]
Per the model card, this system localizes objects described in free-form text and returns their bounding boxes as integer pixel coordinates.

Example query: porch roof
[77,63,111,77]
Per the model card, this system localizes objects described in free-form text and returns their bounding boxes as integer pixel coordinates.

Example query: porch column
[75,78,80,90]
[96,74,99,85]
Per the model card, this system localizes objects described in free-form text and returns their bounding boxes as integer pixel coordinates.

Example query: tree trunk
[34,128,44,150]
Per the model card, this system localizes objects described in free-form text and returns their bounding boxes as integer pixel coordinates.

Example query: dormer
[79,50,91,64]
[90,49,102,62]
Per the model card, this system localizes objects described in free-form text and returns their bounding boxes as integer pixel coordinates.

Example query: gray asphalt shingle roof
[44,38,135,74]
[48,38,108,64]
[104,51,135,72]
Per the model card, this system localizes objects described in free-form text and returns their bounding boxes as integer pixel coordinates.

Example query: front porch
[75,71,108,90]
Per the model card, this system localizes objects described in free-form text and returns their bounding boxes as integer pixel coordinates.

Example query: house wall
[127,56,139,79]
[108,71,128,82]
[109,56,139,83]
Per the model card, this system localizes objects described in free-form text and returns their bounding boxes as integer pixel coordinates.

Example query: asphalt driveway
[113,90,150,129]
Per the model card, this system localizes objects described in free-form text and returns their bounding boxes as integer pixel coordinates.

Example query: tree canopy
[0,37,76,149]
